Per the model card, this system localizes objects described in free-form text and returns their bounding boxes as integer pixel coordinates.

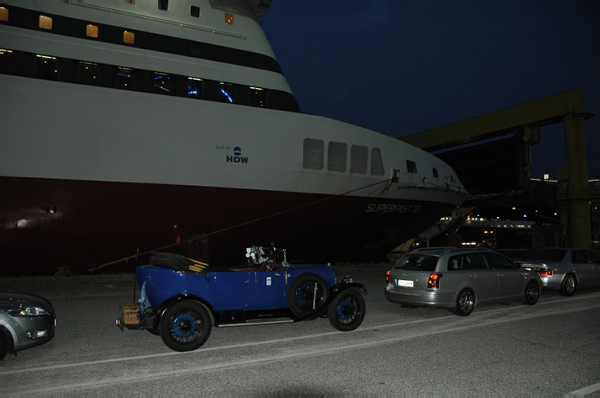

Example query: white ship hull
[0,1,468,274]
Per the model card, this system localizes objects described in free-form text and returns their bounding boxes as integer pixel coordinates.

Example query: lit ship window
[187,77,204,99]
[328,142,347,172]
[154,72,173,95]
[0,7,8,21]
[191,6,200,18]
[0,49,14,74]
[123,31,135,44]
[210,82,238,103]
[39,15,52,30]
[36,54,58,80]
[249,87,266,107]
[303,139,324,170]
[371,148,385,176]
[350,145,368,174]
[79,61,98,85]
[86,24,98,38]
[225,13,234,25]
[118,67,135,90]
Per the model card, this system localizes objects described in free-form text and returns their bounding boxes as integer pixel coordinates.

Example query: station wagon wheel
[453,289,475,316]
[327,289,366,332]
[287,273,330,319]
[559,274,577,296]
[0,326,10,360]
[524,281,540,305]
[159,300,211,352]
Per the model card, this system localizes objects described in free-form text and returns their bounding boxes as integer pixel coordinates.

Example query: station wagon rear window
[394,255,438,271]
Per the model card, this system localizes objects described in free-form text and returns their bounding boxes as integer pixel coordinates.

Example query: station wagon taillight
[386,270,391,283]
[427,273,442,288]
[540,269,553,276]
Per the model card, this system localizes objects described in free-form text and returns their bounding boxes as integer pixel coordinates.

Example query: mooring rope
[91,178,402,271]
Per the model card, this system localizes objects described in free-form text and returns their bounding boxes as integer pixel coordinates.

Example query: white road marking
[3,300,600,394]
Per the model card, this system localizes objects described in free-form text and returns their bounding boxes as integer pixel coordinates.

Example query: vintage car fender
[292,281,368,322]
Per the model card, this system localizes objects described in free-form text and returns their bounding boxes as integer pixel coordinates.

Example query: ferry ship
[0,1,468,275]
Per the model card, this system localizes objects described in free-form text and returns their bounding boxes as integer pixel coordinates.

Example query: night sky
[261,1,600,182]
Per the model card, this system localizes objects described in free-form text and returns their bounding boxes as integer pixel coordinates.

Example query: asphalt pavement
[2,262,600,396]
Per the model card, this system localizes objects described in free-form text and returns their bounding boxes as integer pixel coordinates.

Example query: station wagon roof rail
[408,247,493,254]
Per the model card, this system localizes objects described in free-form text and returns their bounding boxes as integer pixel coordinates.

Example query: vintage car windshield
[394,255,438,271]
[521,249,566,262]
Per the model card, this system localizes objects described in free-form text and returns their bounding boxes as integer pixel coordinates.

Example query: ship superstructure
[0,1,468,274]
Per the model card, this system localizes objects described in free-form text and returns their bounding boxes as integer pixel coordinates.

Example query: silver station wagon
[384,247,542,316]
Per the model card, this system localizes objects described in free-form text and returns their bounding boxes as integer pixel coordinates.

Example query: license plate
[397,279,414,287]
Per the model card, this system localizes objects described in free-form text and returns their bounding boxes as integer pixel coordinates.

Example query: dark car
[0,291,56,359]
[516,248,600,296]
[117,246,367,351]
[384,247,541,316]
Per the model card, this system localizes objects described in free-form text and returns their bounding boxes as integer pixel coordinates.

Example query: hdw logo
[226,146,248,163]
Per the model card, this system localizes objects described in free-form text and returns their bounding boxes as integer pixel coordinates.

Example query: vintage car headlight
[7,306,50,317]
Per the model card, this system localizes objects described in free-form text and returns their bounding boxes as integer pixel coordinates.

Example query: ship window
[267,90,300,112]
[371,148,385,176]
[154,72,173,95]
[158,0,168,11]
[158,37,169,51]
[190,43,201,57]
[0,7,8,22]
[350,145,368,174]
[125,0,135,3]
[191,6,200,18]
[303,138,324,170]
[78,62,98,85]
[225,13,234,25]
[117,67,135,90]
[328,142,347,172]
[86,24,99,38]
[39,15,53,30]
[123,31,135,44]
[0,49,15,74]
[249,87,266,107]
[0,48,303,114]
[433,168,439,178]
[187,77,204,99]
[407,160,417,174]
[209,81,238,103]
[36,55,58,80]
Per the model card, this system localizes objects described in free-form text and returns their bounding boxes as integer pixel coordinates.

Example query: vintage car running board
[218,317,294,327]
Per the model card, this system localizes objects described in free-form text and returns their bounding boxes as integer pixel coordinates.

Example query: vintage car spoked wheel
[327,289,365,331]
[159,301,212,352]
[524,281,540,305]
[454,289,475,316]
[287,273,330,318]
[559,274,577,296]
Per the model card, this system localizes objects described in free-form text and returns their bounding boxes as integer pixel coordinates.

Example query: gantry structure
[401,90,597,249]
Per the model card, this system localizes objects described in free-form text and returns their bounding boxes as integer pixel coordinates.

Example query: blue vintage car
[117,246,367,351]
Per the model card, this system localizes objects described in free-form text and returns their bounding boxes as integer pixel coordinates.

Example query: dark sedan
[0,291,56,359]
